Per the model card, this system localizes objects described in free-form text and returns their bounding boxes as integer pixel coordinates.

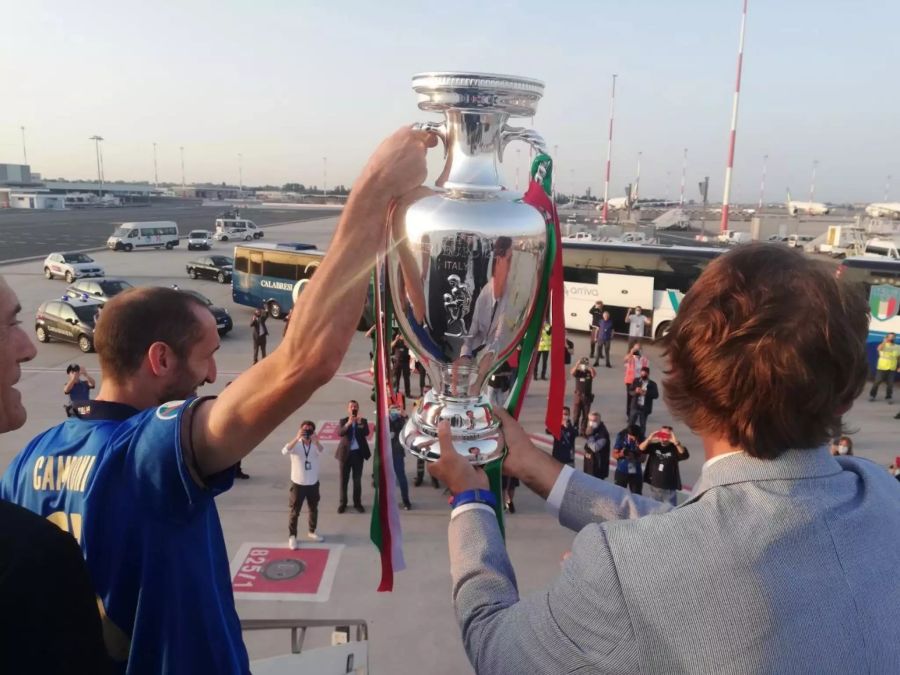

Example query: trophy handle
[499,125,547,162]
[412,121,448,158]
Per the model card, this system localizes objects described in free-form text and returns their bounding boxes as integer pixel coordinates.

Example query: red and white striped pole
[679,148,688,207]
[602,74,617,224]
[720,0,749,233]
[758,154,768,210]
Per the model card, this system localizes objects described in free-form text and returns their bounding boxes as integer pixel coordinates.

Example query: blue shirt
[614,430,645,476]
[68,381,91,402]
[0,399,247,675]
[599,318,614,342]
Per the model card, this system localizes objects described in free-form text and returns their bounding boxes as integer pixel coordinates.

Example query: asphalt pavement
[0,201,338,262]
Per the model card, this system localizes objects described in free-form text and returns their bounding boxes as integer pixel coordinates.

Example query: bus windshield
[231,244,323,317]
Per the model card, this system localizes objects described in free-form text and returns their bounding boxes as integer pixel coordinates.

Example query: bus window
[249,252,263,276]
[262,251,300,280]
[563,266,597,284]
[234,252,248,273]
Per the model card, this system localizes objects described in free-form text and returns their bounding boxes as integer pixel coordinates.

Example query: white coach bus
[561,240,726,340]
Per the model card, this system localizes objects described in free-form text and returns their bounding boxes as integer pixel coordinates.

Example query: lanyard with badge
[302,441,313,471]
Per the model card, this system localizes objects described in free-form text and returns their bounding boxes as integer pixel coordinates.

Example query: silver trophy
[387,72,549,464]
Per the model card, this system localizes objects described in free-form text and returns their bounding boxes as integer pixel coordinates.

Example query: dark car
[35,295,103,353]
[66,278,134,303]
[180,289,233,336]
[186,256,233,284]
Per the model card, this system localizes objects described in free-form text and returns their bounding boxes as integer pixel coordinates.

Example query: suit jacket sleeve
[449,509,640,673]
[558,468,672,533]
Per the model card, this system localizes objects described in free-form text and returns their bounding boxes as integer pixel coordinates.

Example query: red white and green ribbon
[369,249,405,592]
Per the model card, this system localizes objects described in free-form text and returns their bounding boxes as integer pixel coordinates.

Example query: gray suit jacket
[449,448,900,674]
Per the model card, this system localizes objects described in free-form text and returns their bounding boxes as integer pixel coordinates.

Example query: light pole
[152,142,159,188]
[633,151,642,203]
[809,159,818,204]
[180,146,186,190]
[238,153,243,194]
[89,135,104,196]
[322,157,327,196]
[20,126,27,166]
[758,154,768,210]
[601,73,618,224]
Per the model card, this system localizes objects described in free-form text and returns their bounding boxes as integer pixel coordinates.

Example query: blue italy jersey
[0,399,249,674]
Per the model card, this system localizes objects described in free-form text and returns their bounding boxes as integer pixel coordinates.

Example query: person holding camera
[583,411,611,480]
[250,307,269,364]
[550,407,578,466]
[640,425,689,505]
[391,334,412,397]
[335,399,371,513]
[63,364,96,417]
[389,404,413,510]
[612,424,646,494]
[628,366,658,436]
[282,420,325,549]
[625,306,651,351]
[570,357,596,436]
[588,300,604,361]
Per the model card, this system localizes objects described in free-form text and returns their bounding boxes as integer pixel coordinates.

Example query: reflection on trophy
[442,275,471,337]
[387,71,549,463]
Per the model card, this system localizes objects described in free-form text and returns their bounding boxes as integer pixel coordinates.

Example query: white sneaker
[307,532,324,542]
[288,535,298,550]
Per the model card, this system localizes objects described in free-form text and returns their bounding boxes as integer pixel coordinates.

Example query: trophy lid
[412,71,544,117]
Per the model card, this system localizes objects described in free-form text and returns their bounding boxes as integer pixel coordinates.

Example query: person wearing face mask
[583,411,611,480]
[549,407,578,466]
[869,332,900,403]
[389,405,413,510]
[829,436,854,457]
[595,310,615,368]
[570,357,597,436]
[625,306,651,351]
[282,420,325,548]
[628,366,659,437]
[612,424,646,494]
[623,345,649,418]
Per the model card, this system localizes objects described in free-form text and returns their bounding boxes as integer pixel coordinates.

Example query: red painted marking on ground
[231,547,329,595]
[340,369,373,387]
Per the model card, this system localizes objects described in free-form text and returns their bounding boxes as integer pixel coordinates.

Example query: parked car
[187,230,212,250]
[35,294,103,353]
[43,252,105,283]
[213,218,263,242]
[186,256,233,283]
[178,289,233,336]
[66,278,134,303]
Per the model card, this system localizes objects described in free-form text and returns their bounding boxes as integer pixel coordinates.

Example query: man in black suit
[334,399,371,513]
[250,307,269,364]
[628,366,659,436]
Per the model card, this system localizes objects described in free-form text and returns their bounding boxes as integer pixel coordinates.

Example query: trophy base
[400,391,503,466]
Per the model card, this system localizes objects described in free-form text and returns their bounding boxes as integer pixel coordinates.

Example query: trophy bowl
[386,72,549,464]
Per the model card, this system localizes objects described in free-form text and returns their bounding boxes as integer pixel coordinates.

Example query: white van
[213,218,263,242]
[107,221,180,252]
[863,238,900,260]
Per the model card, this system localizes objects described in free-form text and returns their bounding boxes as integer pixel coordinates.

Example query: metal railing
[241,618,368,655]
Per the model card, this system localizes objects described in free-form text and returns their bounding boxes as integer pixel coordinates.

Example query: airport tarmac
[1,216,898,673]
[0,201,337,262]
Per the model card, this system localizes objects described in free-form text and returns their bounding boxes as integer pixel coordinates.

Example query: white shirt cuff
[450,502,497,521]
[545,464,575,517]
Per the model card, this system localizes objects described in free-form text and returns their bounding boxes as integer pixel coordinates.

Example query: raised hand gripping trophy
[386,72,551,464]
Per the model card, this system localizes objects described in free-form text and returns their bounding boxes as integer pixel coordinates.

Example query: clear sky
[1,0,897,203]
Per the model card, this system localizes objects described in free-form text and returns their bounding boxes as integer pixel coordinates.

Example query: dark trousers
[288,481,320,536]
[415,458,439,487]
[596,339,612,366]
[589,328,600,358]
[870,369,895,400]
[628,407,649,437]
[393,453,410,505]
[393,365,411,397]
[572,391,592,435]
[417,367,427,395]
[614,471,643,494]
[625,385,633,417]
[534,351,549,379]
[253,335,267,363]
[339,453,365,507]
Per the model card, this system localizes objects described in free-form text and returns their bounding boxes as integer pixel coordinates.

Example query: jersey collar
[72,400,141,421]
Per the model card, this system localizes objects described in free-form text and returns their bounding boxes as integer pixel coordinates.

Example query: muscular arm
[189,128,434,476]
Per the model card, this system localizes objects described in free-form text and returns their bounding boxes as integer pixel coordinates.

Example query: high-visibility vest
[538,323,552,352]
[624,355,649,385]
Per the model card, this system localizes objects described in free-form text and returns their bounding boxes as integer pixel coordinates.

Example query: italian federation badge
[870,284,900,321]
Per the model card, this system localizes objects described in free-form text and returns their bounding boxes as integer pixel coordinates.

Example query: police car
[66,278,134,303]
[43,252,106,283]
[35,293,103,353]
